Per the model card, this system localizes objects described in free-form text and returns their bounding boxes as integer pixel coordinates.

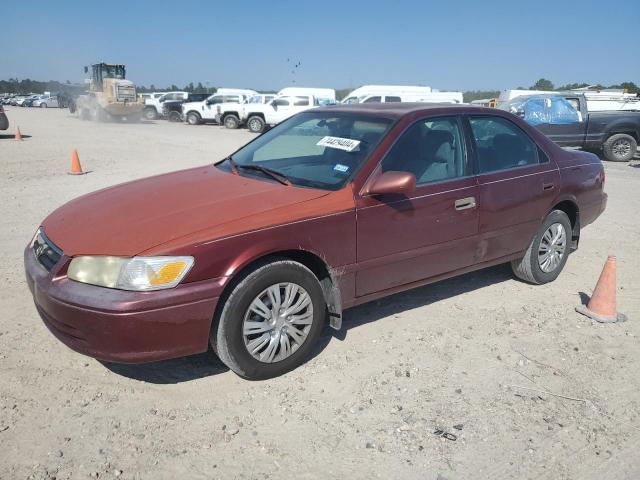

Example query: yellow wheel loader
[76,63,144,122]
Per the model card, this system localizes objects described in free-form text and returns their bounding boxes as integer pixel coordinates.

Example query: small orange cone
[576,255,627,323]
[68,149,86,175]
[15,127,22,141]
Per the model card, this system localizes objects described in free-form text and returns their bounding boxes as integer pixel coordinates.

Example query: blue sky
[1,0,638,91]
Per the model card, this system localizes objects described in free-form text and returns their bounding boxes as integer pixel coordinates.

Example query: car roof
[320,102,496,119]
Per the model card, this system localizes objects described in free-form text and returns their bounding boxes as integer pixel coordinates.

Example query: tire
[246,115,265,133]
[186,112,201,125]
[143,107,157,120]
[40,103,47,108]
[511,210,572,285]
[168,111,182,123]
[223,114,240,129]
[212,260,326,380]
[602,133,637,162]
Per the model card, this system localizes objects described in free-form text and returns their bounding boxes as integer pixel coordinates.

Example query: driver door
[355,116,479,296]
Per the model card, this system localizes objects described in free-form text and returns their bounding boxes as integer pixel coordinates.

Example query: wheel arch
[246,112,265,121]
[550,198,580,250]
[604,126,639,142]
[212,249,343,335]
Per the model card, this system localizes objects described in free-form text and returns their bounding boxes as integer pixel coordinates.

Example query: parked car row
[142,85,465,134]
[1,93,65,108]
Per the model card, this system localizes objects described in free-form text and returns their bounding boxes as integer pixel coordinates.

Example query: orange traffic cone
[68,149,86,175]
[576,255,627,323]
[15,126,22,141]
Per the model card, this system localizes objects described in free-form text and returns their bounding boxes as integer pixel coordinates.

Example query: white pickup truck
[215,94,276,129]
[241,94,321,133]
[144,91,188,120]
[182,90,257,125]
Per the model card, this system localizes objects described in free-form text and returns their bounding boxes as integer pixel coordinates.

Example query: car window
[293,96,309,106]
[230,113,392,190]
[273,97,290,106]
[385,96,401,102]
[565,97,580,111]
[363,96,382,103]
[469,116,539,173]
[382,116,469,184]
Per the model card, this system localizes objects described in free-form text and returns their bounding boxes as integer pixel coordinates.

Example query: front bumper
[24,247,223,363]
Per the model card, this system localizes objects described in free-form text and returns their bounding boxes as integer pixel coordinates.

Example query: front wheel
[511,210,572,284]
[246,115,265,133]
[186,112,201,125]
[603,133,637,162]
[212,260,326,380]
[143,107,157,120]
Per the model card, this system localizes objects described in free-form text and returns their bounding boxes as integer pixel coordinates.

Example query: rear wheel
[143,107,157,120]
[168,111,182,122]
[511,210,572,284]
[212,260,326,380]
[186,112,201,125]
[247,115,265,133]
[603,133,637,162]
[223,114,240,129]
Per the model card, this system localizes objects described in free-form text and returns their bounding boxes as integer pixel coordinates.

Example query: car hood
[42,165,329,257]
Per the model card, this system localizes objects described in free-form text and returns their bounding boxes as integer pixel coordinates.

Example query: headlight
[67,256,194,291]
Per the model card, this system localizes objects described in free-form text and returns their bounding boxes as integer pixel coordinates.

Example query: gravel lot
[1,107,639,480]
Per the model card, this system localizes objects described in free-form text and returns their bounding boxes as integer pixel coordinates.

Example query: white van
[341,85,432,104]
[277,87,336,105]
[358,92,464,104]
[215,88,259,97]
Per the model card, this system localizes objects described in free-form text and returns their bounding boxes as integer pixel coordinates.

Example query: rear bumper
[24,247,223,363]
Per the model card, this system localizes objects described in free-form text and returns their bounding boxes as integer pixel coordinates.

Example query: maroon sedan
[25,104,607,379]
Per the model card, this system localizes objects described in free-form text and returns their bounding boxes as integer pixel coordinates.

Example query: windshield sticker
[333,163,350,173]
[317,136,361,152]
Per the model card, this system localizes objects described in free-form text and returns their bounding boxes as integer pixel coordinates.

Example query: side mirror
[365,171,416,196]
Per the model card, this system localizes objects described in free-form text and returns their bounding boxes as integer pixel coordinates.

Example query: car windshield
[223,112,393,190]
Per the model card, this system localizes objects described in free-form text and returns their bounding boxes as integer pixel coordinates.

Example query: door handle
[454,197,476,211]
[543,182,555,191]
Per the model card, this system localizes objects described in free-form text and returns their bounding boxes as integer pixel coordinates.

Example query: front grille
[116,84,136,102]
[32,229,62,271]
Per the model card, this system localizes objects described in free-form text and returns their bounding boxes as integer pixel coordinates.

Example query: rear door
[466,114,560,262]
[355,115,479,296]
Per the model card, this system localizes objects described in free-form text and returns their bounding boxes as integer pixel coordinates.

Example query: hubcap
[249,119,260,131]
[242,283,313,363]
[612,139,631,158]
[538,222,567,273]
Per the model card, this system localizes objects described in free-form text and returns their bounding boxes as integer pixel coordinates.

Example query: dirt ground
[1,107,639,480]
